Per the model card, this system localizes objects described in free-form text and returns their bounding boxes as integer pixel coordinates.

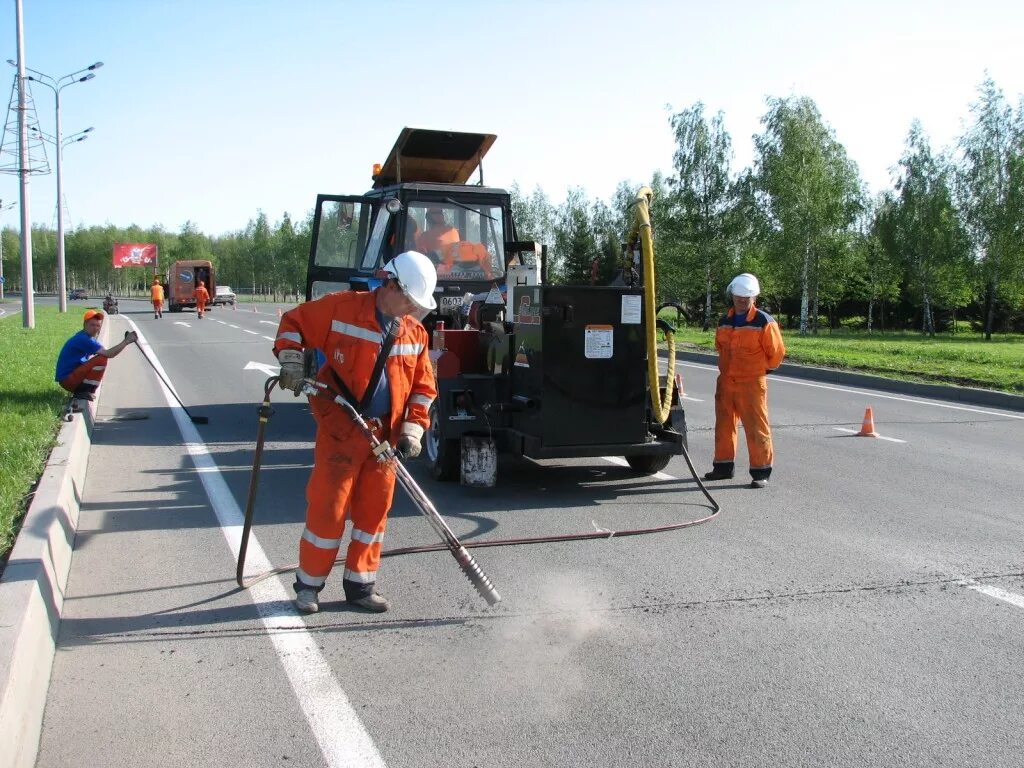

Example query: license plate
[440,295,463,309]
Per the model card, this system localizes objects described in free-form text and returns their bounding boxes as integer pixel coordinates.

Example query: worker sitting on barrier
[274,250,438,614]
[415,207,460,262]
[55,309,138,402]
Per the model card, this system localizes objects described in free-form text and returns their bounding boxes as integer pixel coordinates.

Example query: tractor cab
[306,128,519,327]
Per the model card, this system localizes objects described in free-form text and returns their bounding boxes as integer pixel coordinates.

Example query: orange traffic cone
[277,307,282,318]
[857,406,878,437]
[674,372,685,400]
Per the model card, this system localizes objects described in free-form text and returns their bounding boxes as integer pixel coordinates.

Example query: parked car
[213,285,236,306]
[69,288,88,300]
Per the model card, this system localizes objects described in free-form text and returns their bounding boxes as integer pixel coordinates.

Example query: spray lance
[237,376,502,608]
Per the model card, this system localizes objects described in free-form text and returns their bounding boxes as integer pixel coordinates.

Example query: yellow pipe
[626,186,675,424]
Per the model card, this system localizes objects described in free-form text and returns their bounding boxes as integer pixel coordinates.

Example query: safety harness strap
[328,318,399,416]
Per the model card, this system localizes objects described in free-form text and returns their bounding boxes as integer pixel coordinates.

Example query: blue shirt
[363,310,394,418]
[55,330,103,382]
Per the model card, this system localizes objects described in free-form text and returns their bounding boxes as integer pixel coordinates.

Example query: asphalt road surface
[35,298,1024,768]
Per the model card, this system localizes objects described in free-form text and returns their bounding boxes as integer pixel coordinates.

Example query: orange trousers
[713,375,773,480]
[296,412,396,600]
[59,355,107,394]
[196,300,206,317]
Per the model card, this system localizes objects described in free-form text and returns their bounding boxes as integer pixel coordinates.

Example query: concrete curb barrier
[665,347,1024,413]
[0,324,108,768]
[0,402,94,768]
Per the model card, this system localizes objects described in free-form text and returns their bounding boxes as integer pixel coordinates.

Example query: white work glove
[394,421,423,459]
[277,349,305,394]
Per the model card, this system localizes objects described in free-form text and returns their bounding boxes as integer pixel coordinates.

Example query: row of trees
[2,77,1021,336]
[513,76,1024,337]
[0,211,311,302]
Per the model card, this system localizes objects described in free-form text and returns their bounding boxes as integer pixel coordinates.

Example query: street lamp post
[0,199,17,300]
[8,59,102,313]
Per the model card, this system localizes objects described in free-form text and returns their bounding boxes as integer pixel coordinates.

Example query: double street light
[7,59,102,312]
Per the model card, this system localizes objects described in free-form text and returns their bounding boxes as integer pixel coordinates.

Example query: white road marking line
[672,360,1024,420]
[126,318,388,768]
[173,321,191,328]
[963,580,1024,610]
[262,335,275,341]
[227,324,240,329]
[243,329,259,335]
[602,455,675,480]
[681,395,704,402]
[832,427,907,443]
[259,320,278,326]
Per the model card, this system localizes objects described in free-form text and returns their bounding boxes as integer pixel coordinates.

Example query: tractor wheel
[624,454,671,474]
[426,402,460,481]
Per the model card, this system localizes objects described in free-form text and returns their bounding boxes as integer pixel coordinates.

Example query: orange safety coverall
[436,241,493,279]
[416,225,460,258]
[150,282,164,316]
[59,355,108,394]
[712,305,786,480]
[273,290,437,599]
[194,284,210,317]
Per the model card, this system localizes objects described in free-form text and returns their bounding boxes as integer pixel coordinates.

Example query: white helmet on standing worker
[726,273,760,298]
[383,250,437,312]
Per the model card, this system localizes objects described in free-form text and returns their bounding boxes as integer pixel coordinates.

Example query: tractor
[305,127,685,484]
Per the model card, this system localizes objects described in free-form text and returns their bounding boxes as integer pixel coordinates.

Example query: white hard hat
[383,251,437,311]
[726,273,760,298]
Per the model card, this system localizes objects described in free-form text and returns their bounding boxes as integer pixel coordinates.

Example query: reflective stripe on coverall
[58,355,107,394]
[273,290,437,598]
[712,305,785,479]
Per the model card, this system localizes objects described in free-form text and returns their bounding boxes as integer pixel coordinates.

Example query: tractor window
[314,200,371,269]
[407,201,505,282]
[362,208,393,271]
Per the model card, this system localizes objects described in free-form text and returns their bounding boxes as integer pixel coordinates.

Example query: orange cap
[83,309,104,322]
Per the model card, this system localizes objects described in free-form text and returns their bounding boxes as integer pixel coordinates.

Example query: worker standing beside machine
[273,251,438,614]
[703,273,785,489]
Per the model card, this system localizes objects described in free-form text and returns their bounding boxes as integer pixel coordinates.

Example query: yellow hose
[626,186,675,424]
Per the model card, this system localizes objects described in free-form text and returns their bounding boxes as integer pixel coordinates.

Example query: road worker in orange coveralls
[194,281,210,319]
[415,207,460,260]
[54,309,137,401]
[274,251,438,613]
[703,273,785,489]
[150,278,164,319]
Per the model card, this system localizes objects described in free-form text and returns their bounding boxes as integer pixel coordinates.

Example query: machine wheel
[426,403,460,481]
[624,454,671,474]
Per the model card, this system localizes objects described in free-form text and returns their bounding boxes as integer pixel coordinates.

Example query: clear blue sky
[1,0,1021,236]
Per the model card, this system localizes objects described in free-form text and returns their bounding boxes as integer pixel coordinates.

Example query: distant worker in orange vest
[194,281,210,319]
[415,207,460,261]
[703,273,785,489]
[150,278,165,319]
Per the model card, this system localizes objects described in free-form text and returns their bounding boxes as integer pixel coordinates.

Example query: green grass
[661,315,1024,394]
[0,305,84,568]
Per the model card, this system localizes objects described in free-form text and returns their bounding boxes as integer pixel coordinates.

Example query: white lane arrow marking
[244,361,280,376]
[174,321,191,328]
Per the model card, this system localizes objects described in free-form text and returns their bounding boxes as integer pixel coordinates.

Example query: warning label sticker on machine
[621,294,642,324]
[584,325,614,359]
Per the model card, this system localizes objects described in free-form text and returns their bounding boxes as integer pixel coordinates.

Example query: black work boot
[344,579,390,613]
[703,462,734,481]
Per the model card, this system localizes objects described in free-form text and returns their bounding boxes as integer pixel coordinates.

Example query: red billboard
[112,243,158,268]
